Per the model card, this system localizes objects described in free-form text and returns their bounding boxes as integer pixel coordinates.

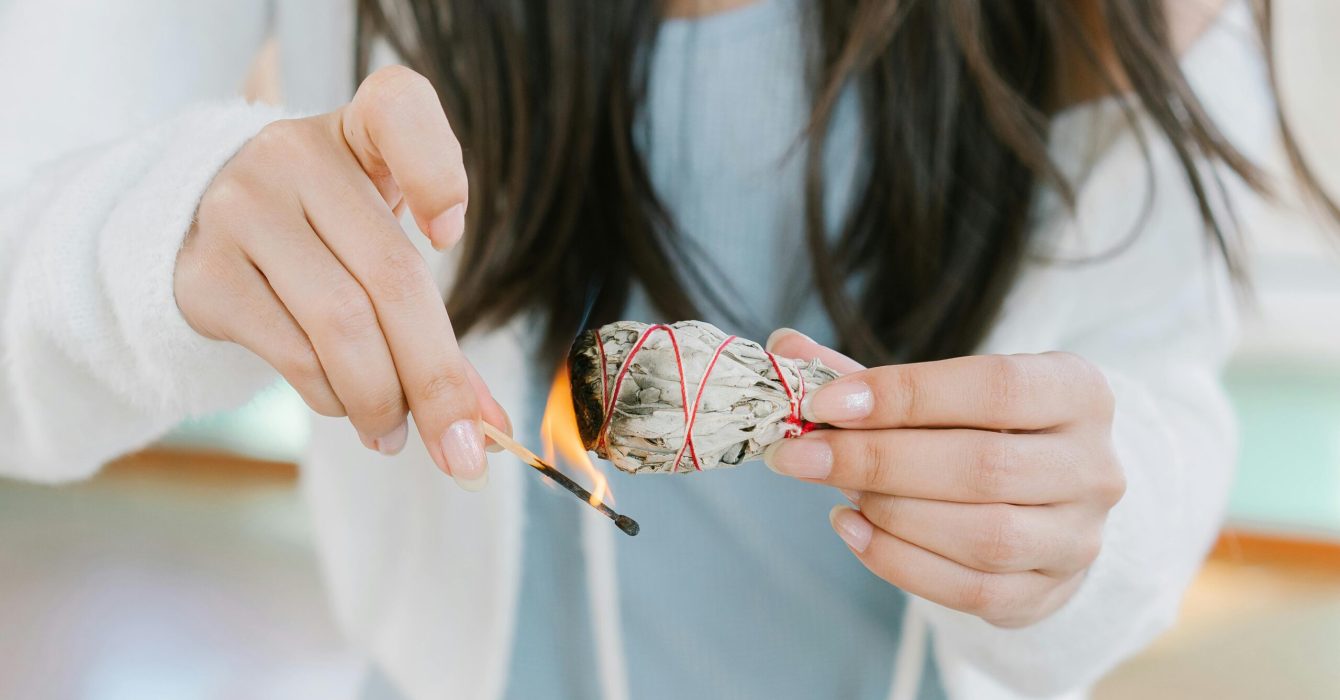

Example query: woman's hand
[174,65,509,489]
[764,329,1124,628]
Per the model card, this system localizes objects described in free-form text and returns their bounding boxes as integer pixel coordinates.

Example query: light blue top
[501,2,945,699]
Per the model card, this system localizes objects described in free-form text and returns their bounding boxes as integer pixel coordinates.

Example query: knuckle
[278,342,326,387]
[278,347,345,419]
[1090,373,1116,419]
[978,506,1029,571]
[370,247,433,303]
[893,367,924,423]
[251,118,313,155]
[364,64,431,94]
[969,435,1016,500]
[854,434,895,490]
[174,238,231,297]
[198,173,255,223]
[958,571,1007,620]
[1051,351,1115,417]
[357,65,435,121]
[984,609,1035,629]
[857,494,898,531]
[415,365,471,404]
[1094,454,1128,508]
[322,285,380,341]
[306,395,347,418]
[982,354,1029,415]
[1074,530,1104,570]
[358,387,408,424]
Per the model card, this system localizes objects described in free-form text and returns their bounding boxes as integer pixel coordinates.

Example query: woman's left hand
[764,330,1125,628]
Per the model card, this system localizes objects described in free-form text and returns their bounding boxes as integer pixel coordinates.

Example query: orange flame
[541,365,612,507]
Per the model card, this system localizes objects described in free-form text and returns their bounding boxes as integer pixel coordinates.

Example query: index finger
[342,65,469,250]
[299,148,490,489]
[802,353,1109,431]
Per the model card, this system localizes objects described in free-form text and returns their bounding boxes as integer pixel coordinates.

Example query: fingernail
[840,489,861,504]
[439,419,487,489]
[802,380,874,423]
[765,327,811,352]
[373,422,408,456]
[454,471,489,492]
[428,203,466,250]
[763,437,833,479]
[830,506,873,552]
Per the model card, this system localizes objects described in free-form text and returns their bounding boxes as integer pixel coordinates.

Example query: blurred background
[2,1,1338,699]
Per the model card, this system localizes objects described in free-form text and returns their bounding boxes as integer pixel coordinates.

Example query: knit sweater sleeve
[0,0,288,482]
[914,5,1273,692]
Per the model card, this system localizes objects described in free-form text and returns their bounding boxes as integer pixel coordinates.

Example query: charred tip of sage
[567,329,606,450]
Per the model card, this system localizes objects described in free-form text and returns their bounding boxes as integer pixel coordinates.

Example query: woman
[0,0,1329,698]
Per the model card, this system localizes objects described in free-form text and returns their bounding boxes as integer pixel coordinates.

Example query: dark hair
[357,0,1335,365]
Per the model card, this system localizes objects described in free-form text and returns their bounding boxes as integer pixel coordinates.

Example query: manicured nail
[428,203,466,250]
[439,419,487,490]
[373,422,408,456]
[840,489,861,505]
[802,380,874,423]
[830,506,873,552]
[763,437,833,479]
[454,471,489,492]
[765,327,812,352]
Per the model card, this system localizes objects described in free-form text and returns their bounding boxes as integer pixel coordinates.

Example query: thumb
[765,328,866,375]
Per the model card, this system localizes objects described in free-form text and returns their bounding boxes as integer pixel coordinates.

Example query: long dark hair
[357,0,1334,365]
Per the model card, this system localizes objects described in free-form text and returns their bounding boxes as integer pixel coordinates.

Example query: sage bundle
[567,320,840,474]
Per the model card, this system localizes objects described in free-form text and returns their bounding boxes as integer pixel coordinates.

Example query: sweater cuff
[100,100,290,415]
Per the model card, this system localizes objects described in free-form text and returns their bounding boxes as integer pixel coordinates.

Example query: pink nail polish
[765,327,812,352]
[374,422,408,456]
[763,438,833,479]
[802,380,874,424]
[439,419,487,490]
[830,506,873,552]
[428,203,466,250]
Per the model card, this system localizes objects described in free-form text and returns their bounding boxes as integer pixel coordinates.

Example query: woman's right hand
[174,66,509,490]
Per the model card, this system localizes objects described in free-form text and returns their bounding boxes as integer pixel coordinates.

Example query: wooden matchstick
[480,422,640,536]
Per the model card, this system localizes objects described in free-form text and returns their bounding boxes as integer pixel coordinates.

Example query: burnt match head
[567,329,607,450]
[615,515,640,536]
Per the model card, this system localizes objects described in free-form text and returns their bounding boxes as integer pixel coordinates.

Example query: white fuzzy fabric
[917,4,1266,696]
[1,100,286,482]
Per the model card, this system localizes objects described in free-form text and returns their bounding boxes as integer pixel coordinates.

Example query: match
[480,421,640,536]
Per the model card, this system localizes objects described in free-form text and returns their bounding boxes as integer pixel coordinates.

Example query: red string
[596,325,813,473]
[765,350,817,437]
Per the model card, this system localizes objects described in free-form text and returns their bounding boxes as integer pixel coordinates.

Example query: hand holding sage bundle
[567,320,841,474]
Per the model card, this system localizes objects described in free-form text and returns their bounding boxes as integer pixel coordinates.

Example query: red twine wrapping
[594,324,816,474]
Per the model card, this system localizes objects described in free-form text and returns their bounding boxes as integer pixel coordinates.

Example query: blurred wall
[1238,0,1340,364]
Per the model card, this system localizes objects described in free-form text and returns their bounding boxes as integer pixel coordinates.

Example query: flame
[540,365,613,507]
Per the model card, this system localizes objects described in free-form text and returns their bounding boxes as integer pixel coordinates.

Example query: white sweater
[0,1,1274,698]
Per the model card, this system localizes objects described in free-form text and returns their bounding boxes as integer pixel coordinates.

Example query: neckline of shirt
[658,0,798,45]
